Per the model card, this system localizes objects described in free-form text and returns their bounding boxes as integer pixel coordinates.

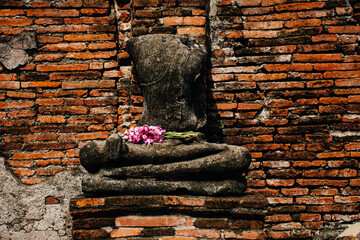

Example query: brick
[37,64,88,72]
[315,63,360,71]
[271,222,302,231]
[24,141,76,151]
[21,82,61,88]
[335,79,360,87]
[35,18,63,25]
[36,25,87,33]
[258,82,305,90]
[12,169,35,177]
[27,9,79,17]
[0,81,20,90]
[64,34,114,42]
[243,21,283,30]
[266,179,295,187]
[8,110,36,118]
[212,66,257,74]
[296,197,333,205]
[307,80,333,88]
[350,179,360,187]
[88,42,116,50]
[73,229,109,239]
[164,17,206,26]
[285,19,321,28]
[176,229,221,239]
[319,97,348,105]
[50,71,101,81]
[261,0,286,6]
[275,2,325,12]
[116,216,184,227]
[82,8,110,16]
[66,52,116,60]
[312,34,338,42]
[268,198,293,206]
[45,196,60,205]
[293,53,342,62]
[83,0,110,8]
[39,106,87,115]
[241,6,274,16]
[37,36,64,44]
[162,237,195,240]
[62,80,115,89]
[177,27,206,35]
[263,161,291,168]
[0,101,34,110]
[59,132,109,141]
[36,98,64,106]
[0,74,17,81]
[74,198,105,208]
[223,231,266,239]
[194,218,229,229]
[232,220,264,229]
[281,188,309,196]
[0,18,32,26]
[178,0,206,7]
[134,9,161,18]
[0,9,25,16]
[133,0,159,7]
[297,179,348,187]
[317,151,348,159]
[59,0,82,7]
[326,26,360,34]
[35,54,64,62]
[37,115,66,124]
[163,196,206,207]
[324,70,360,79]
[265,214,292,223]
[243,30,278,38]
[7,160,34,168]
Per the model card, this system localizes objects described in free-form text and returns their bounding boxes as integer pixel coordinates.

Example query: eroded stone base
[70,194,268,239]
[82,174,247,196]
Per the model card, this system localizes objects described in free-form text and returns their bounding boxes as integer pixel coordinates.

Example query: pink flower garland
[123,125,167,144]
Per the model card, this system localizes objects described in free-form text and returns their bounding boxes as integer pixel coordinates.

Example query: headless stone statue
[80,34,251,196]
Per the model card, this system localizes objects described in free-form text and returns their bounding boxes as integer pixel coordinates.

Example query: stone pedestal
[70,194,268,240]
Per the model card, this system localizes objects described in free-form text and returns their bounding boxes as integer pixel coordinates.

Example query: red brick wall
[0,0,124,184]
[1,0,360,238]
[70,195,268,240]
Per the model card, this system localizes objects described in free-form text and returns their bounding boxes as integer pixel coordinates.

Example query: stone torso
[126,34,207,131]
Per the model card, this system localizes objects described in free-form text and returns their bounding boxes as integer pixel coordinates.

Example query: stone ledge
[70,194,268,240]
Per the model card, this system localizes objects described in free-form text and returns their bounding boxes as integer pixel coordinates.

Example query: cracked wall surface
[0,157,83,239]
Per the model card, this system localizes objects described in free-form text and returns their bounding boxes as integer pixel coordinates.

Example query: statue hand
[106,133,123,161]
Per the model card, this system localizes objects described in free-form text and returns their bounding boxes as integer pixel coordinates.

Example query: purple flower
[123,125,167,144]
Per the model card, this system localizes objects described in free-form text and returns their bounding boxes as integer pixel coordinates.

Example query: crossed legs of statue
[80,134,251,196]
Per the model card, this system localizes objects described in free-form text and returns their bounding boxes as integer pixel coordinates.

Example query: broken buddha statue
[80,34,251,196]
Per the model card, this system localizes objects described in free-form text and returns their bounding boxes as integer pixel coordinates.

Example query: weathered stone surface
[0,32,36,70]
[80,133,251,195]
[82,175,246,196]
[336,222,360,240]
[80,141,107,173]
[101,142,250,181]
[0,157,83,240]
[126,34,207,132]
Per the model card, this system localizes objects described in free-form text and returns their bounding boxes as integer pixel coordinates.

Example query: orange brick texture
[0,0,131,184]
[209,0,360,239]
[1,0,360,238]
[70,195,268,240]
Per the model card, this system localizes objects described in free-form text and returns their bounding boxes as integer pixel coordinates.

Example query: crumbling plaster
[0,157,83,240]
